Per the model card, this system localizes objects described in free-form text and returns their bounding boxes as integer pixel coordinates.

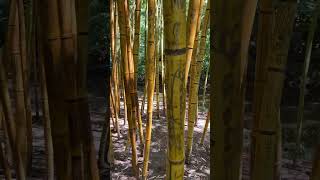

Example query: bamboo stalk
[295,0,320,161]
[0,47,26,180]
[118,0,139,177]
[200,111,209,145]
[211,0,257,179]
[251,1,297,179]
[163,0,187,178]
[0,103,12,180]
[185,0,209,162]
[142,0,156,178]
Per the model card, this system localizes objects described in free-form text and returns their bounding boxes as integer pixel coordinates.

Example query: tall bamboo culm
[251,1,297,179]
[211,0,257,179]
[142,0,156,178]
[117,0,139,177]
[163,0,186,179]
[186,0,208,162]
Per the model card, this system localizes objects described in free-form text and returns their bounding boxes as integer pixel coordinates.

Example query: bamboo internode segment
[211,0,257,179]
[184,0,202,86]
[163,0,186,179]
[251,1,297,180]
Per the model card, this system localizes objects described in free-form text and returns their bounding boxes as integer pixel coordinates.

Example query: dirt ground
[110,92,314,180]
[110,93,210,180]
[0,90,313,179]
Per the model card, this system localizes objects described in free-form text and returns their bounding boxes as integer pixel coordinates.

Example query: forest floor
[0,88,316,179]
[110,92,210,179]
[109,91,316,180]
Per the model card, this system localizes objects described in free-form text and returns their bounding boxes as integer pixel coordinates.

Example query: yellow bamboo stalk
[118,0,139,177]
[200,111,210,145]
[142,0,156,178]
[163,0,186,179]
[184,0,201,86]
[186,0,209,162]
[131,0,145,147]
[111,85,120,138]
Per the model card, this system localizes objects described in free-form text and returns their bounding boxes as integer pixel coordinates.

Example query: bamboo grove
[110,0,320,179]
[0,0,319,179]
[0,0,106,179]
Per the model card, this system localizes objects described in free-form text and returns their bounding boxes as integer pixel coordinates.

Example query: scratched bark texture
[211,0,257,179]
[251,1,297,180]
[163,0,187,179]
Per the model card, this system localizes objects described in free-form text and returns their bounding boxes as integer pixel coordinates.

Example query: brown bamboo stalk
[36,26,54,179]
[0,103,12,180]
[0,46,26,179]
[211,0,257,179]
[16,0,33,170]
[251,1,297,179]
[118,0,139,177]
[11,1,29,171]
[142,0,156,178]
[38,0,73,178]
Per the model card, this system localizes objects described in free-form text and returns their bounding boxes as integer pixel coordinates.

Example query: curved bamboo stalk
[185,1,209,162]
[295,0,320,160]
